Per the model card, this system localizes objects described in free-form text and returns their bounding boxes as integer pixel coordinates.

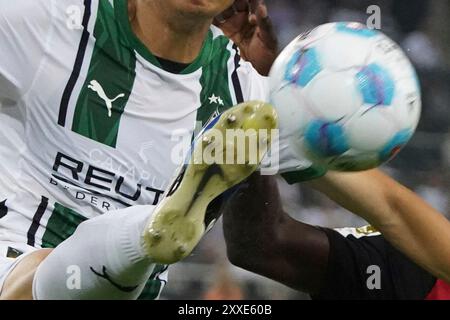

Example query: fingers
[248,1,259,26]
[249,0,262,13]
[254,2,278,51]
[256,1,268,18]
[214,0,249,25]
[217,0,264,22]
[234,0,249,12]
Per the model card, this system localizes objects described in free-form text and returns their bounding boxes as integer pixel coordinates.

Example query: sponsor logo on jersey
[208,94,225,106]
[87,80,125,118]
[50,152,165,209]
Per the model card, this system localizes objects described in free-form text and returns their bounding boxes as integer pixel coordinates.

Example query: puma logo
[90,266,139,293]
[88,80,125,118]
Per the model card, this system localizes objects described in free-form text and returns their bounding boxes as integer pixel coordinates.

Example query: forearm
[222,173,329,292]
[310,169,450,282]
[222,173,285,268]
[307,170,393,226]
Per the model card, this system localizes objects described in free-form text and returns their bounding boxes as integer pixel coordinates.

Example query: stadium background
[161,0,450,300]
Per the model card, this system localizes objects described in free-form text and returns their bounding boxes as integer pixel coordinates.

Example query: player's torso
[0,0,242,248]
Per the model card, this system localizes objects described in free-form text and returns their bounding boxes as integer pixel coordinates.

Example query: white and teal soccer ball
[269,22,422,171]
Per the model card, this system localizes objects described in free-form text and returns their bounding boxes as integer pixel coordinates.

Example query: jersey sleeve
[0,0,53,103]
[238,62,327,183]
[312,227,436,300]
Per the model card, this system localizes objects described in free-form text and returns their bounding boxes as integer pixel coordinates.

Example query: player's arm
[308,169,450,283]
[0,0,53,102]
[222,173,330,294]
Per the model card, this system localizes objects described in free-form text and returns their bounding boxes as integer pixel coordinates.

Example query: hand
[214,0,278,76]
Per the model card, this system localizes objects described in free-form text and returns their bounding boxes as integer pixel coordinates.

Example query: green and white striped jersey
[0,0,323,299]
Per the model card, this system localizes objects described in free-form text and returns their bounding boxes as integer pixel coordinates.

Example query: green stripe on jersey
[197,36,234,126]
[41,203,87,248]
[281,166,328,184]
[138,264,167,300]
[71,0,136,148]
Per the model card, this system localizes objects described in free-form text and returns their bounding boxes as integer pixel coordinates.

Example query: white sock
[32,205,156,300]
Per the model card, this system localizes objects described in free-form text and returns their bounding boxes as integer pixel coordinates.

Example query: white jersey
[0,0,322,298]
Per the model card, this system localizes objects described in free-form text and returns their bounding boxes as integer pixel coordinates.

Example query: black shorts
[313,227,437,300]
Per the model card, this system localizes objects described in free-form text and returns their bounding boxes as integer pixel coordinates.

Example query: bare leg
[1,249,52,300]
[2,206,156,300]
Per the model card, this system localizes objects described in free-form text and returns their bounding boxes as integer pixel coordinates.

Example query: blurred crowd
[162,0,450,300]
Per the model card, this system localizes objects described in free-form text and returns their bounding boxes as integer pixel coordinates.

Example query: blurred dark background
[161,0,450,300]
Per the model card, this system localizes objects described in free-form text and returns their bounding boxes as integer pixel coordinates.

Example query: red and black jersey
[312,227,450,300]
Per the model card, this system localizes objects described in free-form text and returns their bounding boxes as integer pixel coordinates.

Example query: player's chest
[24,61,207,209]
[30,9,233,150]
[25,20,236,183]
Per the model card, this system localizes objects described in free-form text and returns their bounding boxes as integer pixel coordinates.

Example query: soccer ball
[269,22,422,171]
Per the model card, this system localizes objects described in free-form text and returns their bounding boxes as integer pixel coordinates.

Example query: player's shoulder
[0,0,86,14]
[208,25,262,74]
[0,0,89,27]
[207,25,235,57]
[0,0,52,21]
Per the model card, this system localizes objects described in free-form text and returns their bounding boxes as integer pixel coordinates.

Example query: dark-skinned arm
[222,173,329,294]
[219,1,328,294]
